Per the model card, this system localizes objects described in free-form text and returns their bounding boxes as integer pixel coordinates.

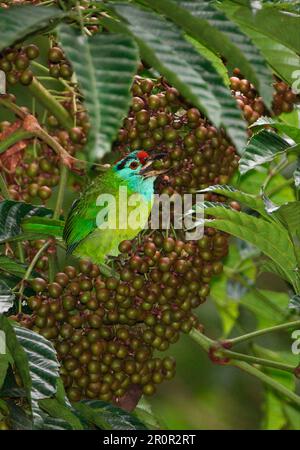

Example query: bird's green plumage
[63,151,157,264]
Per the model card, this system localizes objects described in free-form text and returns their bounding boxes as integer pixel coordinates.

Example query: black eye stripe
[116,155,132,170]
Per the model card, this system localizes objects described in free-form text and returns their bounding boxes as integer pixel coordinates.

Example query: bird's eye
[130,161,139,170]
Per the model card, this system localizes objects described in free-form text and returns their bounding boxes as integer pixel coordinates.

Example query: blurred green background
[148,297,262,430]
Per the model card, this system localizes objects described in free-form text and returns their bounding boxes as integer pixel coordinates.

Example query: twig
[227,320,300,347]
[190,328,300,407]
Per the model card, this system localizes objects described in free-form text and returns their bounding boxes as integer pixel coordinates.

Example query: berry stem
[0,97,27,119]
[0,129,33,154]
[227,320,300,347]
[22,115,76,167]
[28,77,74,130]
[54,163,68,220]
[17,241,51,313]
[0,173,10,199]
[190,328,300,407]
[221,349,295,372]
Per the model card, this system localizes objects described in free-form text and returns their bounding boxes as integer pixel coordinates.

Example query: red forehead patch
[137,151,149,165]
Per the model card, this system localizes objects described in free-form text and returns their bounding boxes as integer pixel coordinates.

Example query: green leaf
[259,259,292,283]
[0,5,65,51]
[185,36,229,86]
[143,0,273,106]
[0,280,15,313]
[73,400,147,430]
[110,3,223,128]
[0,316,31,401]
[222,1,300,55]
[59,25,139,161]
[134,398,162,430]
[239,130,291,174]
[256,346,297,429]
[0,354,10,392]
[250,116,300,143]
[210,242,256,336]
[39,399,84,430]
[0,256,38,280]
[283,403,300,430]
[232,167,296,204]
[264,199,300,237]
[197,202,298,289]
[41,415,73,430]
[21,217,64,238]
[199,184,267,216]
[0,200,52,244]
[240,289,289,328]
[186,35,247,152]
[236,25,300,86]
[7,402,33,430]
[13,325,60,427]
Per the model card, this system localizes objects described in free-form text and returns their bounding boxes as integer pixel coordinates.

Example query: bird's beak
[140,152,168,178]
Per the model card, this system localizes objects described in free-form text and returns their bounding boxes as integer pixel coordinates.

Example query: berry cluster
[230,68,298,121]
[18,230,228,401]
[0,44,39,86]
[0,41,90,203]
[272,78,298,116]
[115,76,239,195]
[47,46,73,80]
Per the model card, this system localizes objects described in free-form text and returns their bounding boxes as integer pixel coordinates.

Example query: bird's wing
[63,173,114,254]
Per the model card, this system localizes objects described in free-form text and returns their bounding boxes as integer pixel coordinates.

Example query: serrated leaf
[21,217,64,238]
[59,25,139,161]
[199,184,267,216]
[149,0,273,107]
[250,116,300,143]
[0,5,65,51]
[0,200,52,244]
[195,202,298,289]
[73,400,147,430]
[111,3,223,127]
[239,130,291,174]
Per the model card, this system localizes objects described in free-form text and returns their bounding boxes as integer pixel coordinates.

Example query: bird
[63,150,166,265]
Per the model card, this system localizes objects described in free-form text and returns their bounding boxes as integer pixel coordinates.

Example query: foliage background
[1,0,300,430]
